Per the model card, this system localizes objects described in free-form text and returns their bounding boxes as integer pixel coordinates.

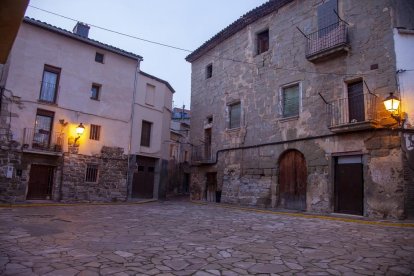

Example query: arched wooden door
[278,150,307,210]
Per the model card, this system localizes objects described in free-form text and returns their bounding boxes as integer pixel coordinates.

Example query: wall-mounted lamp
[383,92,404,126]
[74,123,85,145]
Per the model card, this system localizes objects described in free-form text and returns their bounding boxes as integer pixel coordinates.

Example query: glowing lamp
[76,123,85,136]
[383,92,400,112]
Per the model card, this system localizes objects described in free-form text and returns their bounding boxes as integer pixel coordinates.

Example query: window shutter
[317,0,338,30]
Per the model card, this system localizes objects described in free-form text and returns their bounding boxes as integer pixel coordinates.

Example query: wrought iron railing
[22,128,64,152]
[306,21,348,58]
[192,143,212,162]
[327,93,378,127]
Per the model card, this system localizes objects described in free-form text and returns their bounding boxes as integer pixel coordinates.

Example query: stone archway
[278,149,307,210]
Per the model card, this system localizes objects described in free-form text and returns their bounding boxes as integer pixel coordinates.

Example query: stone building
[186,0,414,219]
[167,108,191,197]
[0,17,173,203]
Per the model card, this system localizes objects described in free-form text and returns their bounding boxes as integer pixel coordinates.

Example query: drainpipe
[126,59,141,200]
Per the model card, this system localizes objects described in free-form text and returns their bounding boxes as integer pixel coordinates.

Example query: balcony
[306,22,349,62]
[192,143,214,164]
[327,93,379,133]
[22,128,64,154]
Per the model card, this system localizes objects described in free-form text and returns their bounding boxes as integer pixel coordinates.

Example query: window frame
[39,65,61,104]
[85,164,99,183]
[140,120,152,147]
[279,82,301,119]
[90,83,101,101]
[228,101,241,129]
[256,29,269,55]
[145,83,155,106]
[89,124,101,141]
[95,52,104,63]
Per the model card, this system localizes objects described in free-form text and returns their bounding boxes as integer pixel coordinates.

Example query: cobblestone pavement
[0,201,413,276]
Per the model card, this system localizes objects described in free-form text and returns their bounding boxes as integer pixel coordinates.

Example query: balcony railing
[22,128,64,153]
[327,93,378,131]
[306,21,348,61]
[192,143,213,163]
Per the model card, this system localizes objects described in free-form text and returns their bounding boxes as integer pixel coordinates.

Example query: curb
[0,199,157,208]
[191,201,414,228]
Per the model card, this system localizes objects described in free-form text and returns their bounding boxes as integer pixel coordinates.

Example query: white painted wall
[394,28,414,128]
[5,21,172,159]
[131,73,173,160]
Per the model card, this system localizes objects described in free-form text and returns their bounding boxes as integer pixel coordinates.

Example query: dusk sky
[25,0,269,109]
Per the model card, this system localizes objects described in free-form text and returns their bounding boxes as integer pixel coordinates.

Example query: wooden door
[348,81,365,123]
[278,150,307,210]
[27,165,54,199]
[335,156,363,215]
[132,156,156,198]
[205,172,217,202]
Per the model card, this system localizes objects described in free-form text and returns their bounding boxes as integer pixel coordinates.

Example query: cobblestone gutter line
[191,201,414,228]
[0,199,157,208]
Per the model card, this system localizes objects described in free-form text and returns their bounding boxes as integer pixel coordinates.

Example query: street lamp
[74,123,85,145]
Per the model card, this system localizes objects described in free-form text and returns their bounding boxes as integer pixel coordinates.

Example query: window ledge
[38,100,58,106]
[279,115,299,122]
[226,127,241,133]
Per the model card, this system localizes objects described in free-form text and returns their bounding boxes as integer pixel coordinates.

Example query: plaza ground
[0,200,413,275]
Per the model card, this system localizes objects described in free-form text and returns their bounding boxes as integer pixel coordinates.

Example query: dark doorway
[335,155,363,215]
[132,156,157,198]
[205,172,217,202]
[183,173,190,194]
[27,164,54,199]
[348,80,365,123]
[278,150,307,210]
[204,128,211,160]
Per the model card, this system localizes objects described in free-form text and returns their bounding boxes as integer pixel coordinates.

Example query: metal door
[335,155,363,215]
[27,165,54,199]
[278,150,307,210]
[132,156,156,198]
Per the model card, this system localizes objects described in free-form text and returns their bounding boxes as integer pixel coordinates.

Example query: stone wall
[189,0,409,219]
[61,146,128,202]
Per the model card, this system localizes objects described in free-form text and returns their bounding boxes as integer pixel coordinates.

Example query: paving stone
[0,201,412,276]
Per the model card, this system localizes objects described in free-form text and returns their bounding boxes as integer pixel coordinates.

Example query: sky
[25,0,269,109]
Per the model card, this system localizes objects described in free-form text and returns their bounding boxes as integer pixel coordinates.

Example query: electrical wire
[28,5,376,78]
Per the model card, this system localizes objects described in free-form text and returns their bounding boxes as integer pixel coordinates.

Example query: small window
[207,116,213,124]
[91,84,101,100]
[145,83,155,106]
[184,150,189,162]
[95,52,104,63]
[281,84,300,118]
[256,29,269,55]
[85,164,98,182]
[148,167,155,173]
[229,102,241,129]
[89,124,101,141]
[137,166,144,171]
[140,121,152,147]
[39,65,61,103]
[206,64,213,79]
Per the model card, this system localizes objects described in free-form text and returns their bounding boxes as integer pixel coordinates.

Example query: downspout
[126,58,141,200]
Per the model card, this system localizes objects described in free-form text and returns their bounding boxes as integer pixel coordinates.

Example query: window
[184,150,189,162]
[89,124,101,141]
[95,52,104,63]
[140,121,152,147]
[91,84,101,100]
[145,83,155,105]
[207,116,213,124]
[229,102,241,129]
[206,64,213,79]
[281,84,300,118]
[85,164,98,182]
[256,29,269,55]
[33,109,54,149]
[39,65,61,103]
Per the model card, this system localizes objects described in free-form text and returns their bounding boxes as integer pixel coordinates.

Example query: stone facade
[61,146,128,202]
[187,0,414,219]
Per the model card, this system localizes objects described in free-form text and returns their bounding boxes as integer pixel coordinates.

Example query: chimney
[73,22,90,38]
